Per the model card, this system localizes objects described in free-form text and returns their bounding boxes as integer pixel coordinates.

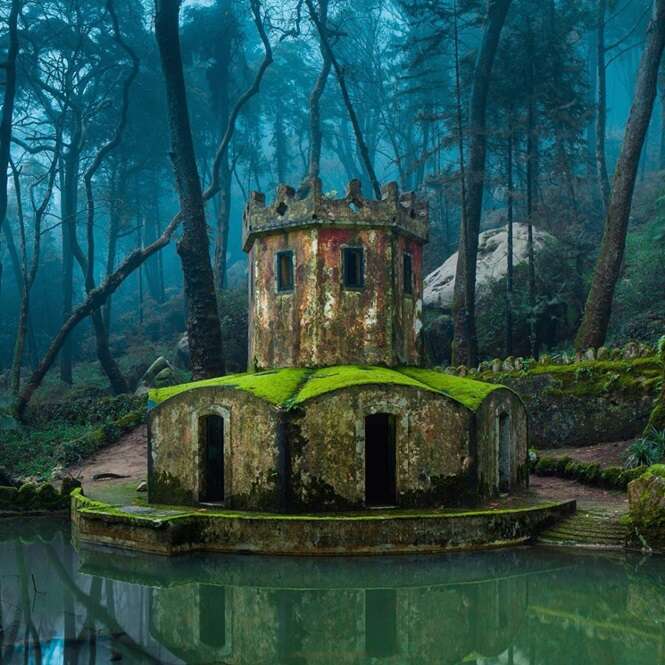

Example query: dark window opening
[202,414,224,502]
[403,253,413,295]
[365,589,398,657]
[365,414,397,506]
[276,250,294,292]
[343,247,364,288]
[199,585,226,647]
[498,413,511,491]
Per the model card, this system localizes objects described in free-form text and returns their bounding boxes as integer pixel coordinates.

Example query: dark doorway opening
[365,589,398,657]
[202,414,224,502]
[498,413,511,491]
[198,585,226,648]
[365,414,397,506]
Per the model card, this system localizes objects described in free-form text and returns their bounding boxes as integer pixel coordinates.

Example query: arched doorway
[201,414,225,502]
[498,413,511,492]
[364,413,397,506]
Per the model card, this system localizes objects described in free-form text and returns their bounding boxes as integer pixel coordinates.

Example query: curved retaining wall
[71,491,576,557]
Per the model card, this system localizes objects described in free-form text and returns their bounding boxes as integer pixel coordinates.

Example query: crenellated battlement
[243,177,428,251]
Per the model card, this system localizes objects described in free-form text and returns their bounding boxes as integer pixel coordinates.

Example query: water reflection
[1,518,664,664]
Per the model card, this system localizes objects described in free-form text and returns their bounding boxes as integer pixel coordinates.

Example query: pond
[1,518,664,664]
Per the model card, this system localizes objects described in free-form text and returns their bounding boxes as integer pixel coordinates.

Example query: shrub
[624,428,665,469]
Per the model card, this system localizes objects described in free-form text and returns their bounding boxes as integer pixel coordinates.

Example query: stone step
[537,511,628,549]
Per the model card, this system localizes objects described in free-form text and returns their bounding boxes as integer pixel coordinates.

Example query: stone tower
[243,178,428,370]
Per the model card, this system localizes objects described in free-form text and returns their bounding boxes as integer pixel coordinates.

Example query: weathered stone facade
[148,377,528,512]
[147,180,528,516]
[244,178,427,369]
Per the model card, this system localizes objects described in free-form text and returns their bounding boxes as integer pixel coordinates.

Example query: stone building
[148,180,528,512]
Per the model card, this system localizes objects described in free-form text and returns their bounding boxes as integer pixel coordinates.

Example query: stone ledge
[71,490,576,557]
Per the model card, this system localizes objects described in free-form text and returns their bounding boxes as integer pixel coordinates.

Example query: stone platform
[71,490,576,557]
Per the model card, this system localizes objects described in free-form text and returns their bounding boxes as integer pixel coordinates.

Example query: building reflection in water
[149,564,529,663]
[1,519,665,664]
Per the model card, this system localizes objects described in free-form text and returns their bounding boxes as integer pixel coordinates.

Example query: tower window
[342,247,364,289]
[403,253,413,295]
[276,250,294,292]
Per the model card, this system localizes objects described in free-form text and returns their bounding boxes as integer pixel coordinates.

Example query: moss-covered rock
[481,357,660,447]
[628,465,665,528]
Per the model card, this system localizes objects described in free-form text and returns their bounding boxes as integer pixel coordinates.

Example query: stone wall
[475,389,529,493]
[148,387,281,509]
[479,359,660,449]
[287,385,474,511]
[245,179,427,370]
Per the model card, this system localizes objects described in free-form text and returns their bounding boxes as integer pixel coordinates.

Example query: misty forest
[3,0,665,662]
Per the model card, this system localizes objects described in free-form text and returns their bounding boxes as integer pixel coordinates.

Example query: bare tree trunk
[81,0,136,395]
[451,0,513,367]
[307,0,331,180]
[659,67,665,169]
[14,0,273,417]
[576,0,665,350]
[596,0,611,213]
[0,0,19,235]
[305,0,382,199]
[526,86,538,358]
[505,124,514,356]
[0,0,20,376]
[155,0,225,379]
[214,162,231,289]
[60,146,79,385]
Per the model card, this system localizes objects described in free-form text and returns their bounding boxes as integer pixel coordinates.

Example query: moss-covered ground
[149,364,506,412]
[482,357,661,399]
[72,488,566,525]
[0,394,145,480]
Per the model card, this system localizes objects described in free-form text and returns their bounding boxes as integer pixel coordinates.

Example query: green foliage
[534,455,645,490]
[0,394,146,479]
[625,428,665,469]
[610,213,665,343]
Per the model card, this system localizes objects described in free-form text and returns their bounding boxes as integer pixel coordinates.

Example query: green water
[1,518,664,664]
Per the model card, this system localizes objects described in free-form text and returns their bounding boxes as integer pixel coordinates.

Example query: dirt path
[66,425,630,513]
[529,474,628,513]
[539,439,635,468]
[66,425,147,497]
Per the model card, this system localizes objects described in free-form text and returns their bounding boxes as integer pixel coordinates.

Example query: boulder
[174,333,190,370]
[424,223,554,309]
[135,356,178,396]
[628,465,665,528]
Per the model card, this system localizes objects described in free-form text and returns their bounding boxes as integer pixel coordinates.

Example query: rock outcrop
[424,223,554,309]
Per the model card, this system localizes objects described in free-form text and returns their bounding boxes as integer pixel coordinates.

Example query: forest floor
[66,425,147,502]
[68,425,629,513]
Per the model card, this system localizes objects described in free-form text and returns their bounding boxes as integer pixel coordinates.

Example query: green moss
[534,455,645,490]
[292,366,433,405]
[149,365,505,413]
[644,464,665,480]
[149,368,310,407]
[72,488,565,524]
[401,367,504,410]
[149,471,195,506]
[484,357,661,400]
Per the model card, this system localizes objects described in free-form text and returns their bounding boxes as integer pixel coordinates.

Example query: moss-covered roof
[149,365,505,412]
